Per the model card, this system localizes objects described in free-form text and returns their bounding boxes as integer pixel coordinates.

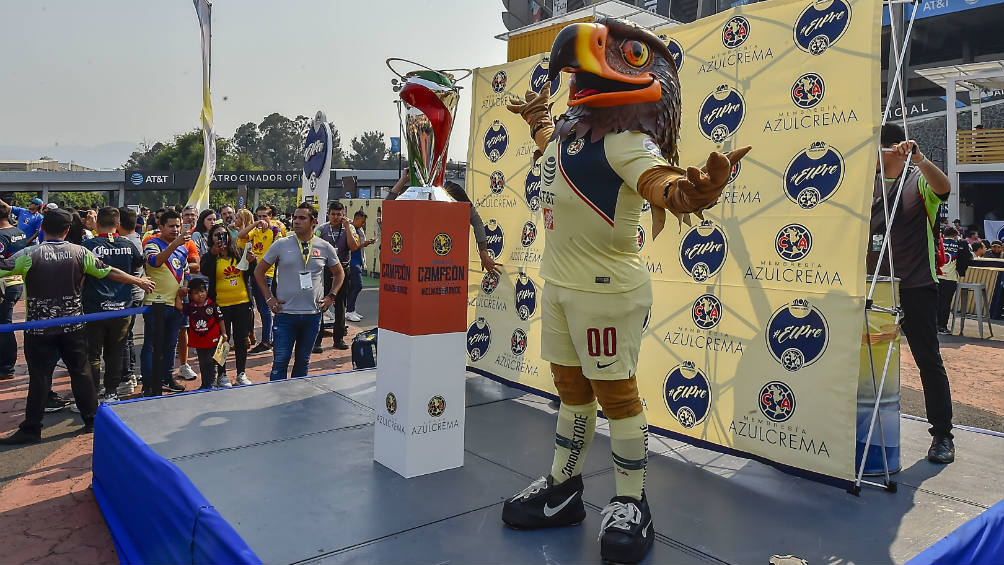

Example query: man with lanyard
[255,203,343,380]
[0,209,154,444]
[872,123,955,464]
[315,201,359,352]
[0,201,28,380]
[1,197,44,245]
[82,207,145,403]
[240,204,287,354]
[142,210,190,397]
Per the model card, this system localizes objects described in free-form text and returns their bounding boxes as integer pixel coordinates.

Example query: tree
[258,113,302,169]
[329,122,347,168]
[232,122,261,165]
[347,131,393,169]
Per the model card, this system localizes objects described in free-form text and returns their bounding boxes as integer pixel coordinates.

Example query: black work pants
[195,347,225,389]
[900,285,953,437]
[86,317,131,395]
[936,279,957,330]
[22,329,96,435]
[121,298,143,378]
[317,266,348,344]
[220,302,252,374]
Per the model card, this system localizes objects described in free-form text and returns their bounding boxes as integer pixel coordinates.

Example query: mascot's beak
[549,22,661,108]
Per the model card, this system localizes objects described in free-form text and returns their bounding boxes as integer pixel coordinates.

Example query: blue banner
[390,136,402,153]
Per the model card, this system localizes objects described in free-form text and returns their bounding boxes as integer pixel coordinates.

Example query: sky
[0,0,509,169]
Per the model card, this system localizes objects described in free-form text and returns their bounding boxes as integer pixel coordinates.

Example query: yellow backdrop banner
[464,0,880,484]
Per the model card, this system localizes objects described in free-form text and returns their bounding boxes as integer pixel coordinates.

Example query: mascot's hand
[507,89,555,156]
[506,89,551,125]
[669,146,752,217]
[638,146,751,238]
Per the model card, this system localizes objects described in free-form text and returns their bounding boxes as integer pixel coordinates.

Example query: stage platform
[94,370,1003,564]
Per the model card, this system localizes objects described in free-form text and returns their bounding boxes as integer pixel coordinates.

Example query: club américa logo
[775,223,813,262]
[791,73,825,109]
[636,225,646,251]
[491,70,507,93]
[766,299,829,371]
[390,231,403,254]
[529,58,561,95]
[484,121,508,163]
[566,138,585,156]
[722,15,751,49]
[729,160,742,184]
[428,395,446,417]
[514,272,537,321]
[484,219,504,259]
[481,271,500,295]
[511,328,528,356]
[466,317,491,361]
[699,85,745,142]
[433,233,452,256]
[679,220,728,282]
[692,294,723,330]
[794,0,852,55]
[489,170,505,195]
[663,361,712,429]
[385,392,397,415]
[524,162,541,211]
[521,221,537,247]
[784,141,844,209]
[759,381,796,422]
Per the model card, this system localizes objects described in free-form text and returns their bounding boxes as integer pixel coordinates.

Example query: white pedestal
[373,328,467,478]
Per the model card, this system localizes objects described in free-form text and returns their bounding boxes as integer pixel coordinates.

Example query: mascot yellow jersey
[540,130,668,294]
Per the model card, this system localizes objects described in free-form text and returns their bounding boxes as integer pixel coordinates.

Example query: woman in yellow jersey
[201,223,253,386]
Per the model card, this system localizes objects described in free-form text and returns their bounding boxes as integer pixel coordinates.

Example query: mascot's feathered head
[549,18,681,164]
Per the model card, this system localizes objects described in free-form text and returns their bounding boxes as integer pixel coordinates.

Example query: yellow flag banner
[188,0,215,212]
[464,0,881,485]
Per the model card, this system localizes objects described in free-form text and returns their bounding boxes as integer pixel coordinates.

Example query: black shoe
[599,494,654,565]
[333,340,349,351]
[162,378,185,393]
[928,434,955,464]
[0,372,14,380]
[249,342,272,354]
[502,475,585,529]
[0,429,42,445]
[44,396,71,413]
[313,343,324,354]
[937,327,951,335]
[81,423,94,434]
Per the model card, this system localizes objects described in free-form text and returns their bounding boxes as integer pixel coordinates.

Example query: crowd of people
[0,195,376,445]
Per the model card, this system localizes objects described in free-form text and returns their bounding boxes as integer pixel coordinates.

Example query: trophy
[388,59,471,200]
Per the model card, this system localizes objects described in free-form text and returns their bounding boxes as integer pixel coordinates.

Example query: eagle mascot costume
[501,18,750,564]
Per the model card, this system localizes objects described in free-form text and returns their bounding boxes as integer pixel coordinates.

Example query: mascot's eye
[621,40,650,68]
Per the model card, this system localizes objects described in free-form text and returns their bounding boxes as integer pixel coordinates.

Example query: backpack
[351,328,378,370]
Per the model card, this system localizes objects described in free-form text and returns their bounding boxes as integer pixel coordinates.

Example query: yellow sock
[550,399,598,484]
[609,411,648,500]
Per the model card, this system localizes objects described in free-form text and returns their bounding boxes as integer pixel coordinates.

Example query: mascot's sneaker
[598,494,654,564]
[502,475,585,529]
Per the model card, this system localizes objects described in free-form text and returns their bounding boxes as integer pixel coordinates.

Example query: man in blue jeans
[255,203,343,381]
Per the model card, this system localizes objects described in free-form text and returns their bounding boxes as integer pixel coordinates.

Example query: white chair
[951,282,994,339]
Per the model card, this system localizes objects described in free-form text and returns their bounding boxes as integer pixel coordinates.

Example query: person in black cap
[0,209,154,445]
